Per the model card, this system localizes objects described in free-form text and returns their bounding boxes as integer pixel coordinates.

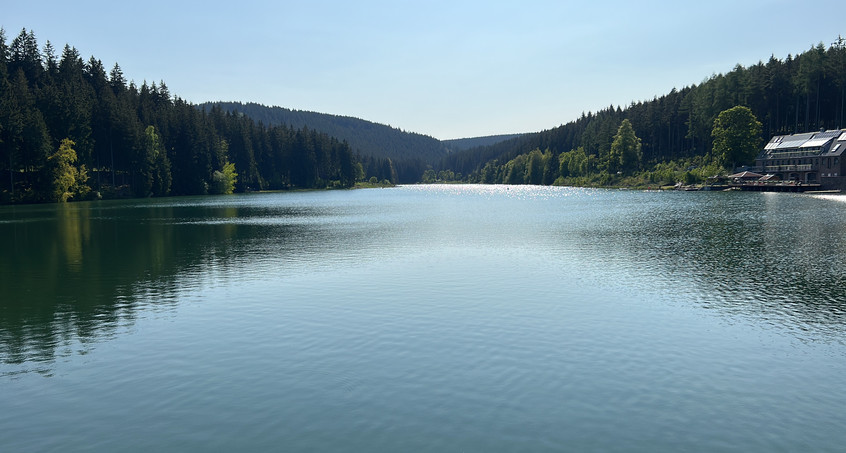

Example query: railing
[764,164,814,172]
[766,150,821,159]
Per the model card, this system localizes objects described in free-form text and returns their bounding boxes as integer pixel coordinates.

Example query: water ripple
[3,187,846,451]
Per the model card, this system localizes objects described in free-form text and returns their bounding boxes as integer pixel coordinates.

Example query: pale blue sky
[4,1,844,139]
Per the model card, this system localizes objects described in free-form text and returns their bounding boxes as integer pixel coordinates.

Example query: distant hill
[442,134,526,152]
[199,102,449,165]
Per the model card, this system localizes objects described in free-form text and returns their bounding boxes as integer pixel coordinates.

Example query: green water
[2,185,845,452]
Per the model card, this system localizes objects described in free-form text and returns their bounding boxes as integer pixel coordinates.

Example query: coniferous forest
[439,39,846,186]
[3,27,846,203]
[0,28,364,204]
[199,101,449,184]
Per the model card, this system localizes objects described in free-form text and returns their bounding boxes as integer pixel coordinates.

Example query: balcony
[766,150,821,160]
[763,164,815,172]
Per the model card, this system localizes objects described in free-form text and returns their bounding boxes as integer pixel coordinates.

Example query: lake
[2,185,846,452]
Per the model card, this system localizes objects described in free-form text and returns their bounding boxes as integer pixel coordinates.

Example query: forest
[439,38,846,186]
[201,101,449,181]
[3,27,846,203]
[0,28,367,204]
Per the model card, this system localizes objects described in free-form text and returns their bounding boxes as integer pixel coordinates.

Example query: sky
[3,0,845,140]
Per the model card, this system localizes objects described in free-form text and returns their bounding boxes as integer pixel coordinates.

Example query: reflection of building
[754,129,846,190]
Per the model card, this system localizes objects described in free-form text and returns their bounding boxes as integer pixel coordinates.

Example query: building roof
[764,137,782,150]
[760,129,846,157]
[827,142,846,156]
[775,135,814,149]
[729,171,764,179]
[802,130,842,148]
[801,137,834,148]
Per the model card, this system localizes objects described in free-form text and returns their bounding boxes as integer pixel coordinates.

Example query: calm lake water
[2,185,846,452]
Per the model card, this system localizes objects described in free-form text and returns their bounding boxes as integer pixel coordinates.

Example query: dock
[730,182,822,192]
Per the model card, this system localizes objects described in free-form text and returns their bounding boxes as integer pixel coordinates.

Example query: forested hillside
[200,101,449,183]
[0,28,366,204]
[4,26,845,202]
[442,134,524,152]
[441,39,846,186]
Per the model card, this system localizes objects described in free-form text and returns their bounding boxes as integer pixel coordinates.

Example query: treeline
[201,101,447,183]
[442,133,525,152]
[5,27,845,199]
[0,28,364,203]
[441,39,846,183]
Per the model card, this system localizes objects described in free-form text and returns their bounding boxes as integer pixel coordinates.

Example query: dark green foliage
[711,106,762,169]
[0,28,365,203]
[443,134,525,151]
[198,101,449,170]
[142,125,171,197]
[441,40,846,183]
[5,27,844,197]
[611,119,642,174]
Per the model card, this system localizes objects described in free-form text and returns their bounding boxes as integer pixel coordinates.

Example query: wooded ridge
[2,26,845,203]
[0,28,366,203]
[438,38,846,187]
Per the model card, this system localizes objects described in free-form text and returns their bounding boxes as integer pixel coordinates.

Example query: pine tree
[109,63,126,94]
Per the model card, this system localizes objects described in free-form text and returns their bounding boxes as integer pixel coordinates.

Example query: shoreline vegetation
[422,111,751,192]
[0,28,396,206]
[3,27,845,205]
[354,179,396,189]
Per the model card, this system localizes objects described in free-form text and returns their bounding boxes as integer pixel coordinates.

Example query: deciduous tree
[211,161,238,195]
[46,138,88,202]
[711,106,762,169]
[145,125,171,196]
